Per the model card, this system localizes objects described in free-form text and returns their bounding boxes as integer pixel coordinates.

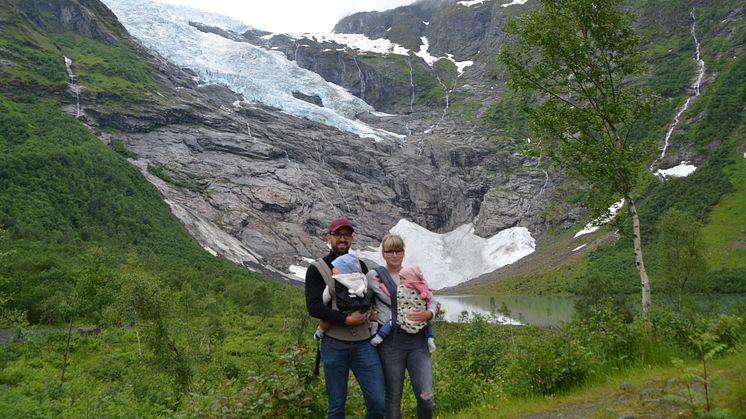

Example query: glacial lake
[436,294,577,326]
[435,294,746,326]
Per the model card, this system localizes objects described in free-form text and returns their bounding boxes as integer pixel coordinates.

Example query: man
[305,217,385,419]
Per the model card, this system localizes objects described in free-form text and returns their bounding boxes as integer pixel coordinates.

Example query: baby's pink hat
[399,264,425,283]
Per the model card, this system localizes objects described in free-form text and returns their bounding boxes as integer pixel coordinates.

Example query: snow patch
[304,32,410,56]
[288,265,307,280]
[572,243,587,252]
[501,0,529,7]
[458,0,488,6]
[358,219,535,290]
[574,199,625,238]
[656,161,697,178]
[458,0,527,7]
[314,32,473,76]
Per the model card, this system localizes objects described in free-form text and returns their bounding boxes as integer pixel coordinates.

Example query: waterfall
[436,74,450,111]
[64,56,81,118]
[407,59,415,113]
[352,56,365,100]
[428,72,458,133]
[650,8,706,172]
[690,8,706,96]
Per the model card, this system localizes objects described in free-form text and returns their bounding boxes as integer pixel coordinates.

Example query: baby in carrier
[371,264,436,352]
[313,253,377,340]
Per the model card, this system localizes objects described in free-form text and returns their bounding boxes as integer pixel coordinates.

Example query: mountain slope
[449,0,746,293]
[0,0,288,323]
[1,0,744,300]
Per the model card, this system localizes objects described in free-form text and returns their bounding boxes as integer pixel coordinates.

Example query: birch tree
[499,0,656,320]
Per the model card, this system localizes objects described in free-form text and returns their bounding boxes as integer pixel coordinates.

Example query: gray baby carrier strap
[312,258,370,341]
[373,266,398,324]
[374,266,426,349]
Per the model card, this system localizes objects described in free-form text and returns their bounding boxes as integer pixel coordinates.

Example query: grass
[442,345,746,418]
[701,134,746,270]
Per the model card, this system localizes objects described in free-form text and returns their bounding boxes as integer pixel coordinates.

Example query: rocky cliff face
[47,0,569,281]
[17,0,125,44]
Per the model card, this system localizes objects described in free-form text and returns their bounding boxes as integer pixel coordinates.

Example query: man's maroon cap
[328,217,354,233]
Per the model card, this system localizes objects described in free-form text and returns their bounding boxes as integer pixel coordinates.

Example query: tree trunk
[627,196,651,322]
[136,328,142,358]
[60,317,73,385]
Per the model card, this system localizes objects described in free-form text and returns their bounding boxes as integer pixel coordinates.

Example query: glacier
[358,219,535,290]
[291,219,536,290]
[102,0,403,142]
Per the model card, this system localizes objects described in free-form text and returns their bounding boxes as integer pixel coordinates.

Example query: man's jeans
[321,337,385,419]
[378,342,434,419]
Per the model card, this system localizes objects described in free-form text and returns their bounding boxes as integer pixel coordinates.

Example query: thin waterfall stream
[649,8,706,172]
[64,56,81,118]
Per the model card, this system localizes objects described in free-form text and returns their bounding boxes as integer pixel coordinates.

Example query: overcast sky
[156,0,417,34]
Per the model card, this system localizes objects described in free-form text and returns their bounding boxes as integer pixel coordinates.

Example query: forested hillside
[0,0,287,326]
[459,0,746,297]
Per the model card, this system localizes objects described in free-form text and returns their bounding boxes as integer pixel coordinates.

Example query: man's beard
[331,241,349,255]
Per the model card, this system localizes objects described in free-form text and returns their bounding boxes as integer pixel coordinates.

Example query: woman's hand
[406,308,432,322]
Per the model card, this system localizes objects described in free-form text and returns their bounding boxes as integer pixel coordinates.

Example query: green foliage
[436,317,508,411]
[499,0,661,320]
[442,314,506,379]
[2,305,744,417]
[639,152,734,238]
[481,90,529,139]
[0,228,27,329]
[506,327,589,396]
[0,6,67,91]
[500,0,656,208]
[656,209,708,306]
[574,272,634,322]
[701,136,746,271]
[581,140,742,294]
[707,268,746,293]
[232,344,325,417]
[147,164,207,193]
[249,285,274,319]
[684,55,746,151]
[109,139,138,159]
[53,32,165,103]
[0,94,288,325]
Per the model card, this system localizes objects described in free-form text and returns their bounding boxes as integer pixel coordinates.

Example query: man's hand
[407,308,432,322]
[345,310,369,326]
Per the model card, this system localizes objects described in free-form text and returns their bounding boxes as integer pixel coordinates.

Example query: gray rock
[55,0,586,283]
[75,326,101,336]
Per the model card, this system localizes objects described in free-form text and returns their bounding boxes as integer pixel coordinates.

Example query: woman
[367,233,438,419]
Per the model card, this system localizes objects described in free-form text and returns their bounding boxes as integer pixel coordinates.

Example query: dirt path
[520,378,692,418]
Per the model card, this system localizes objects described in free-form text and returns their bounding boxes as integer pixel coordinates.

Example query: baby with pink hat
[371,263,436,352]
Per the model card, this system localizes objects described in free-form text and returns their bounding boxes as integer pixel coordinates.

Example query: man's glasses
[383,249,404,255]
[330,232,353,238]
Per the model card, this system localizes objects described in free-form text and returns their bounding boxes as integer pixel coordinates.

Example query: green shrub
[505,328,590,396]
[183,344,325,418]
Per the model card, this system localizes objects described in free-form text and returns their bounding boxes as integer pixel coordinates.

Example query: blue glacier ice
[102,0,403,142]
